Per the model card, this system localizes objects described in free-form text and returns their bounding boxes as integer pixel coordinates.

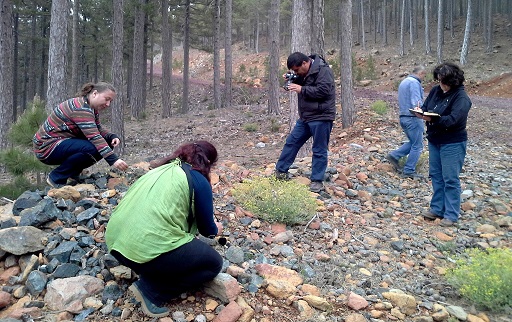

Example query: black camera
[283,72,299,91]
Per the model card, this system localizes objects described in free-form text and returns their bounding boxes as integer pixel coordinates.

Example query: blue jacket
[422,85,472,144]
[296,55,336,122]
[398,74,424,116]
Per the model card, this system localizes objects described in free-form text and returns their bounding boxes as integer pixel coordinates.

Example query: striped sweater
[33,96,119,165]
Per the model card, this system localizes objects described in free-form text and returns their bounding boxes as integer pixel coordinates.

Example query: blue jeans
[111,238,222,305]
[428,141,467,222]
[276,119,333,182]
[390,116,424,174]
[42,138,105,185]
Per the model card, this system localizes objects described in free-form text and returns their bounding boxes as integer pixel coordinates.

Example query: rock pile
[0,111,511,322]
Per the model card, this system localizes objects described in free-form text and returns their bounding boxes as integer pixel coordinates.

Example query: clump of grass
[371,100,388,115]
[446,248,512,312]
[270,119,280,133]
[243,123,258,132]
[398,151,429,173]
[232,177,317,225]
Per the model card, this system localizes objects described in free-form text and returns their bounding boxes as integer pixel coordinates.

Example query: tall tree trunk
[425,0,432,54]
[213,0,221,110]
[224,0,233,108]
[27,14,37,103]
[182,0,190,113]
[0,0,14,149]
[161,0,172,117]
[312,0,325,57]
[111,0,125,155]
[268,0,280,114]
[400,0,406,56]
[460,0,472,65]
[46,0,69,113]
[340,0,355,129]
[130,0,145,119]
[71,0,79,94]
[437,0,444,63]
[382,0,388,45]
[409,0,415,46]
[360,0,366,50]
[291,0,311,157]
[12,11,18,120]
[485,0,493,52]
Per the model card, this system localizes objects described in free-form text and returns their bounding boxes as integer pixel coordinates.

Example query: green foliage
[232,177,317,225]
[365,54,376,80]
[243,123,258,132]
[328,57,341,77]
[8,97,47,147]
[0,176,35,200]
[370,100,388,115]
[0,99,51,199]
[239,64,246,74]
[446,248,512,311]
[270,118,280,133]
[355,67,363,81]
[398,151,429,173]
[0,148,49,176]
[172,58,183,71]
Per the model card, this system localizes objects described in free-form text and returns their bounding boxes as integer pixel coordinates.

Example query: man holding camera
[275,52,336,192]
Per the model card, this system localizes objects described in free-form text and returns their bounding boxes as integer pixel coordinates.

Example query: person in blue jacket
[412,62,472,227]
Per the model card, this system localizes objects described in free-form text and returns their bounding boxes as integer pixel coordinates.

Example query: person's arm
[190,170,219,237]
[300,67,335,101]
[434,93,471,129]
[409,81,423,109]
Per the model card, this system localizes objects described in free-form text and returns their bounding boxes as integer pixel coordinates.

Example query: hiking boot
[46,175,64,189]
[439,218,456,227]
[129,282,169,318]
[385,154,401,172]
[309,181,324,193]
[402,172,424,179]
[423,212,441,220]
[273,170,290,181]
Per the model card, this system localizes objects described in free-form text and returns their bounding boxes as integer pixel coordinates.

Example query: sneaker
[310,181,324,193]
[385,154,401,172]
[402,172,424,179]
[273,170,290,181]
[129,282,169,318]
[46,176,64,189]
[423,212,441,220]
[439,218,456,227]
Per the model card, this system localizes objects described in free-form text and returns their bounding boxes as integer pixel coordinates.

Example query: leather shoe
[423,212,441,220]
[439,218,456,227]
[385,154,401,172]
[273,170,290,181]
[309,181,324,193]
[402,172,424,179]
[129,282,169,317]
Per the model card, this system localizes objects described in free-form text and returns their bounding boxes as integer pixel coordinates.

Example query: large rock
[44,275,104,313]
[0,226,46,255]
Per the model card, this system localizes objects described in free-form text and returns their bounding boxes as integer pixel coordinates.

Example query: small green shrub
[232,177,317,225]
[0,176,35,200]
[446,248,512,311]
[239,64,246,74]
[398,151,429,173]
[371,100,388,115]
[270,118,280,133]
[328,57,341,77]
[365,54,376,80]
[243,123,258,132]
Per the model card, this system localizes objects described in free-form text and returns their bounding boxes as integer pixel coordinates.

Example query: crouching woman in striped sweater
[33,82,128,187]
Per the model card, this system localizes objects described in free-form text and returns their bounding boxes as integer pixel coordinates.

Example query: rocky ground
[0,83,510,322]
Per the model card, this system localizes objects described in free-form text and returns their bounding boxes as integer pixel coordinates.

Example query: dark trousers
[276,119,333,182]
[42,139,105,185]
[111,238,223,305]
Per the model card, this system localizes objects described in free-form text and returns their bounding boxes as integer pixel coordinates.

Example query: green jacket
[105,159,196,263]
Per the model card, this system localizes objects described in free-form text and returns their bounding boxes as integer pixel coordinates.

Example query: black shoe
[46,176,64,189]
[273,170,290,181]
[310,181,324,193]
[402,172,424,179]
[129,282,169,318]
[385,154,401,172]
[423,212,441,220]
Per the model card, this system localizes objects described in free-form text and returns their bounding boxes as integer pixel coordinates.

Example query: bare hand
[113,159,128,171]
[287,83,302,93]
[111,138,121,147]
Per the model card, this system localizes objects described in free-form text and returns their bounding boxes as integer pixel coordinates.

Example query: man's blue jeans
[390,116,424,174]
[276,119,333,182]
[428,141,467,222]
[42,138,105,185]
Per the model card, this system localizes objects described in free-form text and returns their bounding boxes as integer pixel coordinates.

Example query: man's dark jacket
[295,54,336,122]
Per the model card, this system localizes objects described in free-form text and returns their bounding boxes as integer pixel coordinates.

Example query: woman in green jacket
[106,141,223,317]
